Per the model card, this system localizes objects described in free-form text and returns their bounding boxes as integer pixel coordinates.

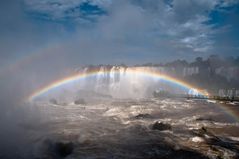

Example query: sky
[0,0,239,67]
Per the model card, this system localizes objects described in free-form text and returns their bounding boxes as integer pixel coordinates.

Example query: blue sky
[0,0,239,66]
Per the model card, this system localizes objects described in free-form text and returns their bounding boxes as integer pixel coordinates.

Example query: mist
[1,0,239,158]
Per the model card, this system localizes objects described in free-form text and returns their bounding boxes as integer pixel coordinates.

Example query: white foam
[229,136,239,142]
[191,136,204,143]
[207,100,217,103]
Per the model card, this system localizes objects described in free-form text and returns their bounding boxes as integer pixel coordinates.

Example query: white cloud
[24,0,111,21]
[16,0,239,63]
[220,0,239,7]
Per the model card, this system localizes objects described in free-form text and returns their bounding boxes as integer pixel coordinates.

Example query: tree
[195,57,203,63]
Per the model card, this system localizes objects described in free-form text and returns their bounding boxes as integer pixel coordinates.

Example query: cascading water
[35,66,192,102]
[77,66,158,99]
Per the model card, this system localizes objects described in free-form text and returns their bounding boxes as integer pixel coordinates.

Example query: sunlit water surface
[21,98,239,159]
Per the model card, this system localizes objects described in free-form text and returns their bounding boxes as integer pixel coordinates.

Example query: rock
[54,142,74,157]
[166,149,210,159]
[201,126,207,132]
[134,113,153,119]
[152,121,172,131]
[42,140,74,158]
[74,98,86,105]
[195,117,213,122]
[49,98,58,105]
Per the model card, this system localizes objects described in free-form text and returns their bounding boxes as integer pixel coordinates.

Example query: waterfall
[75,66,174,99]
[41,65,190,101]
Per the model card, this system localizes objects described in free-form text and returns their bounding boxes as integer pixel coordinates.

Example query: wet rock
[49,98,58,105]
[74,98,86,105]
[191,127,239,156]
[134,113,153,119]
[54,142,74,157]
[192,127,209,138]
[43,140,74,158]
[196,117,213,122]
[166,149,210,159]
[152,121,172,131]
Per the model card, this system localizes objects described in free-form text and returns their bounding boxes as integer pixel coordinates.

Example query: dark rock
[192,127,208,137]
[201,126,207,132]
[54,142,74,158]
[74,98,86,105]
[42,140,74,158]
[49,98,58,105]
[165,149,210,159]
[134,113,153,119]
[152,121,172,131]
[196,117,213,122]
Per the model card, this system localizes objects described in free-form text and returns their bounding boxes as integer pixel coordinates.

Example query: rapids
[19,98,239,159]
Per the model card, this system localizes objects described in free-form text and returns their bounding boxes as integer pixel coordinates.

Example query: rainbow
[27,68,208,101]
[0,43,60,77]
[27,68,239,122]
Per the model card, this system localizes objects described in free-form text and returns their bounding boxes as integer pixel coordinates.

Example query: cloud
[220,0,239,7]
[1,0,239,67]
[23,0,110,23]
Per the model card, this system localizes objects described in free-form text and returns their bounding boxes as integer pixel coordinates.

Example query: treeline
[139,55,239,68]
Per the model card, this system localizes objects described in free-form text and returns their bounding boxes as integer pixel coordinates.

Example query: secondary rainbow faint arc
[28,69,208,101]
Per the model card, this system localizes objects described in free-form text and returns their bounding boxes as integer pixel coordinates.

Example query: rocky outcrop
[152,121,172,131]
[49,98,58,105]
[74,98,86,105]
[134,113,153,119]
[43,140,74,158]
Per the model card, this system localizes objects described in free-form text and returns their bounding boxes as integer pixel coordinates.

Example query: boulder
[49,98,58,105]
[74,98,86,105]
[134,113,153,119]
[152,121,172,131]
[54,142,74,157]
[43,140,74,158]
